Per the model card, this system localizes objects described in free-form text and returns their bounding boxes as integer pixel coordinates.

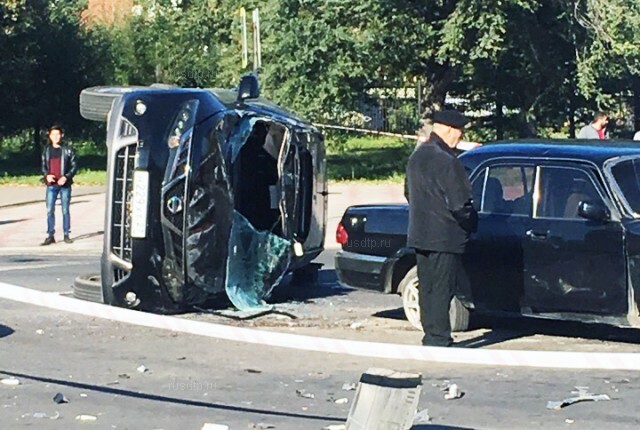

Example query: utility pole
[239,7,261,71]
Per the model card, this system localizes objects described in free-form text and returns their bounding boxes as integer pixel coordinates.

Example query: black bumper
[334,250,393,293]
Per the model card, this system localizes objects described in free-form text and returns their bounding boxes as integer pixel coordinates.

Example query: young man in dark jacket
[41,125,78,245]
[405,110,477,347]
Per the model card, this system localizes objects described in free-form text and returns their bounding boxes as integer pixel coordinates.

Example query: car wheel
[79,86,145,122]
[73,274,103,303]
[398,266,470,332]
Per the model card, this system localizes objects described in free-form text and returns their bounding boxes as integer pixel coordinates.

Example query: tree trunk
[419,64,455,135]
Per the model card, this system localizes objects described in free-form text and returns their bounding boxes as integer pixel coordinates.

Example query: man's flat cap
[432,109,469,129]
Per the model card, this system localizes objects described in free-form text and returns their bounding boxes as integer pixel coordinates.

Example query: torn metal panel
[225,211,292,310]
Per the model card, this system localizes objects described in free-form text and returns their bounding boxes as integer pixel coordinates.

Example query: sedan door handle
[526,229,548,241]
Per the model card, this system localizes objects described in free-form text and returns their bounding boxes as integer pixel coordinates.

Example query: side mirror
[237,74,260,102]
[578,201,610,222]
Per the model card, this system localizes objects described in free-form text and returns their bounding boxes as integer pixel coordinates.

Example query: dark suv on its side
[79,77,327,313]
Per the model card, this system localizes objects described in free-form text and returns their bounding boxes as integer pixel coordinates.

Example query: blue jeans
[46,185,71,236]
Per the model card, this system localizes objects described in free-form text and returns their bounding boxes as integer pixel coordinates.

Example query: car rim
[402,278,423,331]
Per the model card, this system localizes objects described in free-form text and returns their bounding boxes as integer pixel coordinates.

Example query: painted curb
[0,282,639,370]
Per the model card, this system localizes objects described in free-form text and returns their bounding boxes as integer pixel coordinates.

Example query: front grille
[111,144,137,266]
[114,268,128,283]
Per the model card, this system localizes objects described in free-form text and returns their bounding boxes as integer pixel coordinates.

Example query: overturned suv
[79,77,327,313]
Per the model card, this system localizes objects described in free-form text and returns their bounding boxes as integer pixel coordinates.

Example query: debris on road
[245,369,262,374]
[249,423,275,429]
[322,425,346,430]
[49,411,60,420]
[1,378,20,386]
[52,392,68,404]
[80,393,88,398]
[444,383,463,400]
[76,414,98,422]
[118,373,130,379]
[341,383,357,391]
[349,321,363,330]
[547,387,611,410]
[296,389,315,399]
[35,329,44,335]
[346,368,422,430]
[334,398,349,405]
[414,409,431,424]
[137,365,148,373]
[177,356,186,360]
[33,412,47,418]
[566,419,575,424]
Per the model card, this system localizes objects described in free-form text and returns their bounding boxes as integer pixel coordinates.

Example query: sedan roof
[461,139,640,168]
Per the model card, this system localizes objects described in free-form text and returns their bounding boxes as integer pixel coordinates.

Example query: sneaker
[41,236,55,246]
[64,235,73,244]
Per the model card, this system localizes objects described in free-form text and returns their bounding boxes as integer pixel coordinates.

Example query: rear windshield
[610,157,640,214]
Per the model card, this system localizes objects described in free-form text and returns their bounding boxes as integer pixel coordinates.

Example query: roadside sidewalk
[0,183,406,255]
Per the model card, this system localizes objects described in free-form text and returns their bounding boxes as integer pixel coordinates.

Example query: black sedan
[335,140,640,331]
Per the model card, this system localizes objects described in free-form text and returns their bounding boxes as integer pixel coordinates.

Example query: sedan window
[474,165,534,215]
[536,167,604,219]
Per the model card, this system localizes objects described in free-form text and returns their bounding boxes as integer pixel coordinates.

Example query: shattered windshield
[225,211,292,310]
[610,157,640,215]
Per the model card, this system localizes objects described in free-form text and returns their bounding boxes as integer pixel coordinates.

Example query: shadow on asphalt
[0,370,345,423]
[72,230,104,241]
[373,308,640,347]
[269,269,352,304]
[411,426,474,429]
[192,269,351,315]
[0,219,26,226]
[0,324,14,338]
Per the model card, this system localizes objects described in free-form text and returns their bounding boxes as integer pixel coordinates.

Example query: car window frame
[603,155,640,219]
[470,161,535,217]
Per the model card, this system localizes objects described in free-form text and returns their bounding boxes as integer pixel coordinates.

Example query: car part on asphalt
[346,368,422,430]
[72,274,102,303]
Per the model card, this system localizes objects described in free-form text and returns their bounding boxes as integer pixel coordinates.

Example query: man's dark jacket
[405,132,477,254]
[41,144,78,186]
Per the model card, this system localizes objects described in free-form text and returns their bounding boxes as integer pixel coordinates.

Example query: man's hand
[57,176,67,186]
[46,174,56,184]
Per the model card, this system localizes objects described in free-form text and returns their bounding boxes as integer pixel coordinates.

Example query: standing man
[41,125,78,245]
[405,110,477,347]
[577,111,609,139]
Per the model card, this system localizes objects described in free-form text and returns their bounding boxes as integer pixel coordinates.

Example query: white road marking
[0,262,84,272]
[0,282,638,370]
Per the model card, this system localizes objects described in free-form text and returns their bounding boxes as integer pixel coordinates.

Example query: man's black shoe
[64,235,73,244]
[41,236,55,246]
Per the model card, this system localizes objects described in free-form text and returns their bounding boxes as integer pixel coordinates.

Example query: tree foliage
[3,0,640,148]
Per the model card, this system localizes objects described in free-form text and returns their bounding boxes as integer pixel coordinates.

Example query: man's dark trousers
[416,250,460,346]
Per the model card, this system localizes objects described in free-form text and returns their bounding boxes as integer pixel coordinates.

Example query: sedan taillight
[336,222,349,245]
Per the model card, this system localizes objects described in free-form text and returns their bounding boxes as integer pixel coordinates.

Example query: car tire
[73,274,104,303]
[79,86,145,122]
[398,266,470,332]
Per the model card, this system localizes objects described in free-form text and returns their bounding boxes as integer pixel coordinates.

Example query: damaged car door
[522,163,627,316]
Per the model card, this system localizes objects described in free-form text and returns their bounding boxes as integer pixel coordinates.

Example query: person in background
[41,125,78,245]
[405,109,477,347]
[577,112,609,139]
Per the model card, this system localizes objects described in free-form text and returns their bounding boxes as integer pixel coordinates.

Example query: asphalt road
[2,251,640,429]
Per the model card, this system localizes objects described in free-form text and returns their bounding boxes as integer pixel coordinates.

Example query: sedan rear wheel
[398,266,470,332]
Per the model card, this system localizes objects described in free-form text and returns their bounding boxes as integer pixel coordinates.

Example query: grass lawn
[0,135,413,185]
[327,135,414,182]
